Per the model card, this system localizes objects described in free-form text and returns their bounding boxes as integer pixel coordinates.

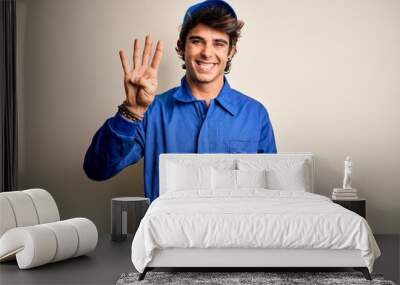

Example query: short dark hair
[176,6,244,73]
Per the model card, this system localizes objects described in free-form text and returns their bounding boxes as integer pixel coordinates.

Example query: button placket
[196,100,215,153]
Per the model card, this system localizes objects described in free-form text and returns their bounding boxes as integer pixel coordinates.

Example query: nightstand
[111,197,149,242]
[332,198,366,218]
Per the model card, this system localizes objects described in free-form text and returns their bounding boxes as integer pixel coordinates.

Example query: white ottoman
[0,189,98,269]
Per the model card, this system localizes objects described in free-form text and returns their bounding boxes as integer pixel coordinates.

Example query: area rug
[116,271,396,285]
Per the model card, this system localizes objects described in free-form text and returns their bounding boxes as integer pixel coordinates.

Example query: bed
[131,153,381,280]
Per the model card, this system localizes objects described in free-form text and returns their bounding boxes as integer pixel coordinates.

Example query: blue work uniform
[83,76,277,202]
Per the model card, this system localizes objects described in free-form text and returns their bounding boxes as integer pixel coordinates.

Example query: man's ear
[229,45,237,59]
[176,40,184,57]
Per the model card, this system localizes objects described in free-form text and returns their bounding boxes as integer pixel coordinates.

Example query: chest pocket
[228,140,258,153]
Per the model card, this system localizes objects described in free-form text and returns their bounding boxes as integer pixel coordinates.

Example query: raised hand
[119,35,164,116]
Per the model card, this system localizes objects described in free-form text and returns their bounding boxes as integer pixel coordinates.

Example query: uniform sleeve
[83,112,146,181]
[257,107,277,153]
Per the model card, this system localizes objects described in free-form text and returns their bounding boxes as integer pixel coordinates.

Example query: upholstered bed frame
[139,153,371,280]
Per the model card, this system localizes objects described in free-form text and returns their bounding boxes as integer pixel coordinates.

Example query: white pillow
[237,169,267,188]
[212,168,236,190]
[266,162,307,191]
[237,159,308,191]
[211,169,268,190]
[167,162,212,191]
[167,159,236,171]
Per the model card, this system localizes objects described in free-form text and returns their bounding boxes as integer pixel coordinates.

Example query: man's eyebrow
[188,35,228,45]
[188,36,204,41]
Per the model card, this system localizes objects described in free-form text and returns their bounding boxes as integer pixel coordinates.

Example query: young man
[83,0,277,202]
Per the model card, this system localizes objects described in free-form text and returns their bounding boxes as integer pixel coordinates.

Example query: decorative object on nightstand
[332,198,366,218]
[332,187,358,200]
[332,156,359,200]
[111,197,149,242]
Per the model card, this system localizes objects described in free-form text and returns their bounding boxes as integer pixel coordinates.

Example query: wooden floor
[0,234,398,285]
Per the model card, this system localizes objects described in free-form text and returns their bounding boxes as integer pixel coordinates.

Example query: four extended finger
[150,40,164,71]
[141,35,152,66]
[119,50,130,74]
[133,38,140,70]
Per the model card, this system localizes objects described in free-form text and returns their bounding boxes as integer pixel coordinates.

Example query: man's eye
[215,42,226,47]
[191,39,201,44]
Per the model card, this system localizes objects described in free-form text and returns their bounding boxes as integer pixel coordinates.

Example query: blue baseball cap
[182,0,237,25]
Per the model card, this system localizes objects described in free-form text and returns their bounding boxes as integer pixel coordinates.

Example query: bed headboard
[159,153,315,196]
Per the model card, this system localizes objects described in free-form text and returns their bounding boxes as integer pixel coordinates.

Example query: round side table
[111,197,149,242]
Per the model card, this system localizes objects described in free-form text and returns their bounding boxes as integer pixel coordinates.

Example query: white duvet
[131,190,380,273]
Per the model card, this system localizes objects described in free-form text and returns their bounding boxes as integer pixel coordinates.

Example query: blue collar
[172,76,238,116]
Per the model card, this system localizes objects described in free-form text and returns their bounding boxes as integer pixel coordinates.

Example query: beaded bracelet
[118,102,144,122]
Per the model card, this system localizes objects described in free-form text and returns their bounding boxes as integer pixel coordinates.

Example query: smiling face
[183,23,236,85]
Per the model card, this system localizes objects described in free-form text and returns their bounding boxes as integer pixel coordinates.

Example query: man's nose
[200,43,213,58]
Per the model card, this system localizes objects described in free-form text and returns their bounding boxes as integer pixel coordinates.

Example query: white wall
[16,0,400,233]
